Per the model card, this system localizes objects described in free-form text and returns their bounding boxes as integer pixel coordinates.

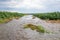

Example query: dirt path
[0,15,60,40]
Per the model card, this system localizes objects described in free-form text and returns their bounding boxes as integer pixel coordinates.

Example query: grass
[0,18,12,23]
[32,12,60,20]
[0,11,60,23]
[24,24,50,33]
[0,11,25,23]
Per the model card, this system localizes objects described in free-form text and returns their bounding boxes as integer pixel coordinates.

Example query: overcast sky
[0,0,60,13]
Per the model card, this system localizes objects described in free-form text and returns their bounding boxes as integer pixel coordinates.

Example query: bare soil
[46,20,60,23]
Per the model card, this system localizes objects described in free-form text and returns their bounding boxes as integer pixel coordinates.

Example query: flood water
[0,15,60,40]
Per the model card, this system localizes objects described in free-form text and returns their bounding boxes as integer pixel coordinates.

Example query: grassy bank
[33,12,60,20]
[0,11,60,23]
[0,11,24,23]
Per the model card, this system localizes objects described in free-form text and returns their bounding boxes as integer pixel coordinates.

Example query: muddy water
[0,15,60,40]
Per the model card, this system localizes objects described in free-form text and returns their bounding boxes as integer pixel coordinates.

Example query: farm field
[0,0,60,40]
[0,11,60,23]
[0,11,24,23]
[0,11,60,40]
[32,12,60,20]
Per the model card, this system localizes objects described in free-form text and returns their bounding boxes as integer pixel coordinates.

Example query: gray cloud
[0,0,60,13]
[0,0,11,2]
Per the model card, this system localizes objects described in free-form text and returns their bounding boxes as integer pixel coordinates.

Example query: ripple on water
[0,15,60,40]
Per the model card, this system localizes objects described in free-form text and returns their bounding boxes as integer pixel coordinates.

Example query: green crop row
[0,11,24,19]
[0,11,60,23]
[33,12,60,20]
[0,11,24,23]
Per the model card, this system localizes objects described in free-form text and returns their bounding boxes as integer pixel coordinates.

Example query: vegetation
[33,12,60,20]
[0,11,24,23]
[0,11,60,23]
[24,24,50,33]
